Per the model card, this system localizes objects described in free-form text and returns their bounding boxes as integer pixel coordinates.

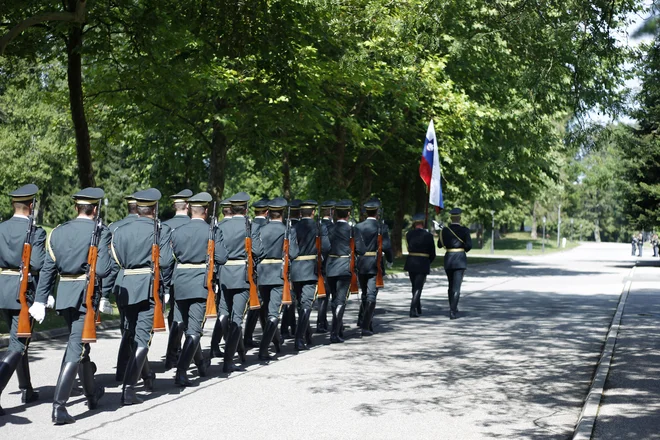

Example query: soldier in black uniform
[289,200,330,350]
[209,198,232,358]
[35,188,112,424]
[631,234,638,256]
[325,200,354,343]
[218,192,263,372]
[111,188,175,405]
[355,199,393,336]
[438,208,472,319]
[162,189,192,370]
[404,213,436,317]
[102,194,139,381]
[170,192,227,386]
[316,200,335,334]
[244,198,269,348]
[0,184,46,416]
[281,198,301,339]
[254,197,291,360]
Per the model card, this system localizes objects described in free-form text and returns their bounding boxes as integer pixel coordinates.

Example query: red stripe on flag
[419,157,432,187]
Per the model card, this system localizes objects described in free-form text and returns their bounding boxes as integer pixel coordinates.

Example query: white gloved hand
[29,302,46,324]
[47,295,56,309]
[99,297,113,314]
[432,220,442,231]
[164,293,171,305]
[386,261,393,269]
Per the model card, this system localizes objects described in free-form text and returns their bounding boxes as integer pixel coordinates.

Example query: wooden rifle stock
[205,204,218,318]
[246,218,260,310]
[349,236,359,294]
[152,211,166,332]
[16,242,33,338]
[316,216,326,298]
[376,208,384,288]
[282,237,291,305]
[82,245,99,343]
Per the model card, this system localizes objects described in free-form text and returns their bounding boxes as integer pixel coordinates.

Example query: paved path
[0,243,638,439]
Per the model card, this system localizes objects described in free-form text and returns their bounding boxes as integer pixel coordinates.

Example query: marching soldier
[111,188,175,405]
[281,198,302,339]
[355,198,393,336]
[254,197,290,360]
[289,200,330,350]
[244,198,269,348]
[325,200,353,343]
[209,198,232,358]
[170,192,227,386]
[35,188,112,424]
[0,184,46,416]
[162,189,192,370]
[217,192,263,372]
[316,200,335,334]
[101,194,139,381]
[438,208,472,319]
[404,213,436,317]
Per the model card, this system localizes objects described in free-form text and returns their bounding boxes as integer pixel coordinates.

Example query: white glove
[164,293,171,305]
[99,297,113,314]
[386,261,393,269]
[47,295,56,309]
[29,302,46,324]
[432,220,442,231]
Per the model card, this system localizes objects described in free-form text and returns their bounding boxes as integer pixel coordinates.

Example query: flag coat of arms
[419,120,444,209]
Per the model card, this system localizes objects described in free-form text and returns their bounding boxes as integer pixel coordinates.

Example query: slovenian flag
[419,120,443,209]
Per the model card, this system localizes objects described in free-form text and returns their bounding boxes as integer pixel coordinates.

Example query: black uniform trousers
[409,272,427,293]
[1,309,32,354]
[259,285,283,321]
[221,288,249,326]
[358,274,378,303]
[445,269,465,312]
[293,281,316,312]
[123,300,155,349]
[59,308,92,363]
[328,276,350,308]
[175,299,206,337]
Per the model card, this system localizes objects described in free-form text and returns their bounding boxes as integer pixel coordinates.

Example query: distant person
[638,232,644,257]
[631,235,638,256]
[652,234,659,257]
[404,213,436,317]
[438,208,472,319]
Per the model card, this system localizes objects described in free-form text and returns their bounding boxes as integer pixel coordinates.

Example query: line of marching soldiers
[0,184,396,424]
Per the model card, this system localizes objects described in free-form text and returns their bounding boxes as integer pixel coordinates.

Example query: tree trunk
[208,119,229,201]
[594,218,601,243]
[392,177,409,258]
[530,201,538,239]
[282,149,291,200]
[66,3,94,187]
[477,223,484,249]
[520,221,525,232]
[359,166,373,206]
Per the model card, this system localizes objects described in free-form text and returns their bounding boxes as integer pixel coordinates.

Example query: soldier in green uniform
[289,200,330,350]
[162,189,192,370]
[316,200,335,334]
[102,194,139,381]
[218,192,263,372]
[404,213,436,317]
[281,199,301,340]
[355,198,393,336]
[111,188,175,405]
[244,198,269,348]
[170,192,227,386]
[254,197,291,361]
[325,200,353,343]
[438,208,472,319]
[35,188,112,424]
[209,198,232,358]
[0,184,46,416]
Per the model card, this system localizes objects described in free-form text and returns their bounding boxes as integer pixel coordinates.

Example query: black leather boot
[357,299,365,327]
[16,350,39,404]
[331,305,345,343]
[141,351,155,392]
[280,305,291,339]
[316,297,329,333]
[272,326,282,353]
[193,337,210,377]
[223,322,245,373]
[121,347,148,406]
[115,332,132,382]
[258,317,279,361]
[410,290,422,318]
[174,335,197,387]
[448,291,455,319]
[361,301,376,337]
[0,351,22,416]
[416,289,423,315]
[294,308,311,351]
[79,358,104,410]
[164,321,183,370]
[237,327,247,363]
[243,310,260,348]
[451,291,461,319]
[52,362,78,425]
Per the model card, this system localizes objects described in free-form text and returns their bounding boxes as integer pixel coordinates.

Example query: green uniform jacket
[171,218,228,301]
[102,214,139,298]
[326,221,352,278]
[218,216,263,290]
[111,217,175,306]
[35,218,113,311]
[290,218,329,283]
[355,218,393,276]
[255,221,292,287]
[163,214,190,231]
[0,216,46,310]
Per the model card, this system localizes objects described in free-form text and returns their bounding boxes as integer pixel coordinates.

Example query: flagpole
[424,185,430,231]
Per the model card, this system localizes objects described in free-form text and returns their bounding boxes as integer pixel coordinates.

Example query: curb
[572,265,635,440]
[0,318,121,349]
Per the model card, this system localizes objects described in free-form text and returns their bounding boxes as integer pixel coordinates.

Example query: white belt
[363,252,379,257]
[59,274,86,281]
[123,268,152,275]
[260,259,282,264]
[0,268,21,276]
[296,255,316,261]
[225,260,247,266]
[177,263,206,269]
[329,255,350,258]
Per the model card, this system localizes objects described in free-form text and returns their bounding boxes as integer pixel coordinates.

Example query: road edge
[572,265,635,440]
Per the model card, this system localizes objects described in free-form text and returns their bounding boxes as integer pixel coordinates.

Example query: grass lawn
[470,231,580,256]
[389,255,505,274]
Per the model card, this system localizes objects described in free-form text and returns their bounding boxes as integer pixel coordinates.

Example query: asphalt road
[0,243,637,439]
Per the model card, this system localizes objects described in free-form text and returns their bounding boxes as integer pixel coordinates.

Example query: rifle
[316,210,327,298]
[16,198,36,338]
[205,202,218,318]
[82,201,103,343]
[246,215,260,310]
[282,205,292,305]
[349,208,359,295]
[375,206,384,288]
[151,203,166,332]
